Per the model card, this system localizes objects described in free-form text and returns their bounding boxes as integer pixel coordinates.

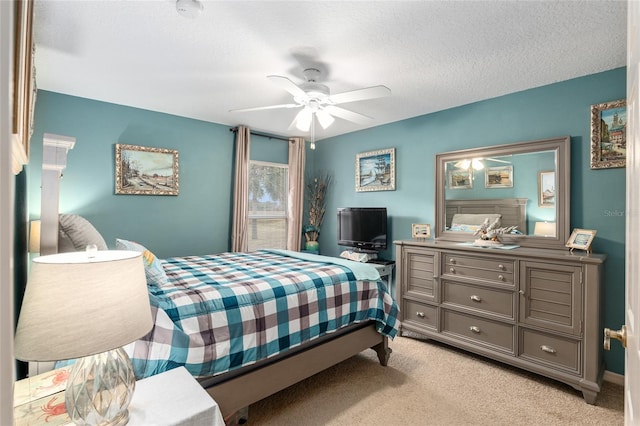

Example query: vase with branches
[303,172,332,252]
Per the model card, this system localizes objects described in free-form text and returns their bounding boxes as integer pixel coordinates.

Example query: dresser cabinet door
[401,246,438,302]
[519,261,583,336]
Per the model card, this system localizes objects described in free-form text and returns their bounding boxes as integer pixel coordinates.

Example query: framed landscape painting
[538,171,555,207]
[448,169,472,189]
[115,144,179,195]
[485,166,513,188]
[590,99,626,169]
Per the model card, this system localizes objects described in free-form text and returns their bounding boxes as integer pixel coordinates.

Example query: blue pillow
[115,238,169,287]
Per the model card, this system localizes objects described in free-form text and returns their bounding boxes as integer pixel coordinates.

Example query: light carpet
[248,335,624,425]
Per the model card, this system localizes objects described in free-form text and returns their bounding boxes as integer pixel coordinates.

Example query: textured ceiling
[33,0,628,141]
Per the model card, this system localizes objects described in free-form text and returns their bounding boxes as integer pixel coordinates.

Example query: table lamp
[534,221,556,237]
[14,250,153,425]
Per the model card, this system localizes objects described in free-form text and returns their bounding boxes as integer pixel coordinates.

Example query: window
[248,161,288,250]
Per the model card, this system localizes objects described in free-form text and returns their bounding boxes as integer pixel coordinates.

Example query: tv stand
[367,261,395,298]
[367,259,394,265]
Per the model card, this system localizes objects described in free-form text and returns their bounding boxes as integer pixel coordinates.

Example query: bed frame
[40,144,393,424]
[199,322,390,423]
[445,198,528,233]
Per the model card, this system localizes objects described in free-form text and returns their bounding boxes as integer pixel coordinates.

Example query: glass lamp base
[65,347,136,425]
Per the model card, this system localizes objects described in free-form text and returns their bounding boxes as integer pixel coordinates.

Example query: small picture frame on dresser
[412,223,431,240]
[565,228,597,253]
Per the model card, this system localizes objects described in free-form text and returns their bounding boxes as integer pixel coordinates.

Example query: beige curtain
[231,126,251,252]
[287,137,306,251]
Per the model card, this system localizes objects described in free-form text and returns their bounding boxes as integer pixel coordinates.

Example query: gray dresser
[394,239,606,404]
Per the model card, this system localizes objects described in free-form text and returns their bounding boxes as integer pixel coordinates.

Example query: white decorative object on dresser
[394,240,605,403]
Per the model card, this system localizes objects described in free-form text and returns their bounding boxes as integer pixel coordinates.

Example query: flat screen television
[337,207,387,252]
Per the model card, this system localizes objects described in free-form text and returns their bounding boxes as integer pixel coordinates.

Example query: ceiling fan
[230,68,391,133]
[455,156,511,170]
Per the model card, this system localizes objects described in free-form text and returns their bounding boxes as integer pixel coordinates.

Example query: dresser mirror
[435,136,570,249]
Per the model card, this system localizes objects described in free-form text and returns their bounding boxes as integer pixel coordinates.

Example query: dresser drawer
[441,309,514,353]
[519,328,581,374]
[444,253,514,273]
[403,299,437,331]
[442,280,515,319]
[443,254,514,285]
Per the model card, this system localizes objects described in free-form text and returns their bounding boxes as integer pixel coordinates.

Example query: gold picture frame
[12,0,36,173]
[448,169,473,189]
[565,228,597,253]
[485,166,513,188]
[355,148,395,192]
[538,171,555,208]
[115,144,179,195]
[590,99,626,169]
[412,223,431,239]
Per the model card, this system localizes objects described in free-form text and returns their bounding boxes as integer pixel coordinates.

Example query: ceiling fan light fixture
[176,0,203,19]
[316,110,335,129]
[295,108,312,132]
[472,159,484,170]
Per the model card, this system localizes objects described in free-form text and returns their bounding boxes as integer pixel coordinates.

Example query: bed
[54,216,399,423]
[445,198,528,234]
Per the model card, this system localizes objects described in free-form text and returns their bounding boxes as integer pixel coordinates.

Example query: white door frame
[625,1,640,423]
[0,1,16,425]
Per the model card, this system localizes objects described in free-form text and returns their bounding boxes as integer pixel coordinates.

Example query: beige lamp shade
[14,250,153,362]
[534,221,556,237]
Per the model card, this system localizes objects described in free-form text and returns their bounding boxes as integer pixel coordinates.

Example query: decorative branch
[304,172,332,242]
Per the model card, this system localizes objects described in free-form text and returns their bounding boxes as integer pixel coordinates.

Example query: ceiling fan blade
[316,109,335,129]
[329,85,391,104]
[324,105,373,125]
[229,103,300,113]
[267,75,308,99]
[484,157,511,164]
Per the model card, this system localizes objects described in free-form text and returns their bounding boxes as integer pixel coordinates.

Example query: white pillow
[58,214,108,252]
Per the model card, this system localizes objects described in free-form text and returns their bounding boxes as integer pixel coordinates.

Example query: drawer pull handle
[498,274,504,281]
[540,345,557,354]
[469,326,481,333]
[450,267,455,273]
[498,264,505,270]
[450,258,456,264]
[470,295,482,302]
[416,312,425,318]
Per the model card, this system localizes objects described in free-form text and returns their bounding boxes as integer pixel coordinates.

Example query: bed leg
[372,336,391,366]
[225,406,248,425]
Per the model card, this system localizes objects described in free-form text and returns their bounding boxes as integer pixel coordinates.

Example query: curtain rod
[229,127,291,142]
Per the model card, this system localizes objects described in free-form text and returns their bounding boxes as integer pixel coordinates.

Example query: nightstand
[369,261,395,297]
[14,366,224,426]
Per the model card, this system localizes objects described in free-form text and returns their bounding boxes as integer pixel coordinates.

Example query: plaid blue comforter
[126,250,399,379]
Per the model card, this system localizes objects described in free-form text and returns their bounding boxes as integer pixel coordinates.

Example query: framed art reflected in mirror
[538,171,555,207]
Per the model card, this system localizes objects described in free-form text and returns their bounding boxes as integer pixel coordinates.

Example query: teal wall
[313,67,626,375]
[28,67,626,375]
[28,91,235,258]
